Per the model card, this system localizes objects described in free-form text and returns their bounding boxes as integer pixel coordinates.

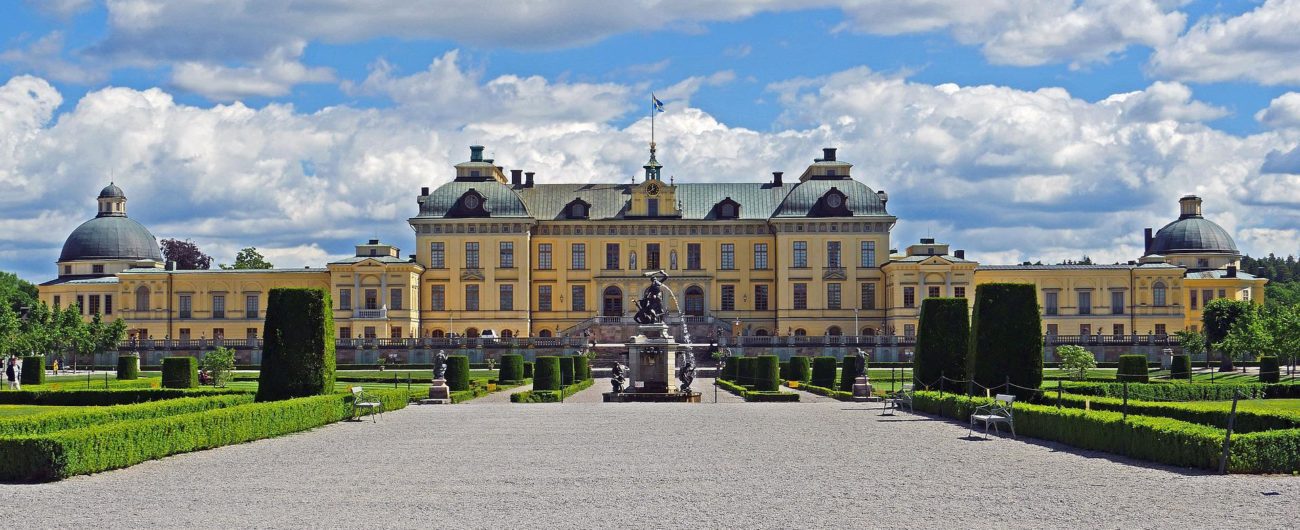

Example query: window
[465,242,480,269]
[646,244,660,270]
[1218,289,1226,299]
[1046,324,1058,335]
[500,284,513,311]
[1190,289,1198,310]
[246,294,259,319]
[1045,292,1058,315]
[721,285,735,311]
[571,243,586,270]
[794,328,807,336]
[827,241,841,267]
[861,283,876,309]
[720,243,735,270]
[179,329,190,341]
[605,243,620,270]
[212,295,225,319]
[538,244,553,270]
[1080,324,1091,335]
[687,243,701,270]
[339,289,352,310]
[1153,282,1167,307]
[754,243,768,269]
[572,285,586,312]
[63,265,71,275]
[76,295,84,314]
[718,202,736,218]
[860,241,876,267]
[1113,324,1125,336]
[647,198,659,217]
[904,324,915,338]
[247,328,258,340]
[827,283,842,310]
[954,286,966,298]
[793,283,808,310]
[1198,258,1209,269]
[430,242,445,269]
[340,327,354,339]
[903,287,915,308]
[213,328,224,340]
[1155,324,1167,336]
[88,295,100,315]
[928,286,940,299]
[539,285,553,312]
[104,295,112,315]
[1077,291,1091,315]
[92,264,104,274]
[754,285,769,311]
[364,289,378,310]
[500,242,514,268]
[1202,289,1213,305]
[430,285,445,311]
[391,327,402,339]
[179,294,192,319]
[364,327,377,339]
[135,286,150,312]
[465,285,479,311]
[53,295,60,309]
[1110,291,1124,315]
[793,241,808,267]
[390,289,402,310]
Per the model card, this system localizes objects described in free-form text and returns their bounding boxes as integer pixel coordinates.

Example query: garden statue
[633,270,669,325]
[433,350,448,380]
[611,362,628,393]
[677,352,696,392]
[856,348,869,378]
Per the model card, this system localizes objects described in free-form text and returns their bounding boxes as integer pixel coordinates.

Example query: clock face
[826,194,843,208]
[463,195,481,209]
[646,183,659,196]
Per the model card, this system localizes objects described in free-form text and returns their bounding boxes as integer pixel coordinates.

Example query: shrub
[715,378,800,402]
[0,394,254,438]
[754,355,780,391]
[736,357,756,386]
[499,354,525,383]
[523,361,534,379]
[116,355,140,381]
[201,347,236,387]
[798,383,854,401]
[1056,345,1096,380]
[573,355,590,381]
[913,297,969,385]
[788,357,811,382]
[1054,381,1300,401]
[1117,355,1149,383]
[533,356,562,391]
[779,361,790,381]
[1170,355,1192,380]
[1053,393,1300,434]
[839,356,861,392]
[969,283,1043,399]
[559,356,575,386]
[510,378,595,403]
[445,356,471,391]
[20,356,45,386]
[0,388,247,406]
[811,356,837,389]
[161,357,198,389]
[256,288,335,401]
[720,358,737,381]
[1259,356,1280,383]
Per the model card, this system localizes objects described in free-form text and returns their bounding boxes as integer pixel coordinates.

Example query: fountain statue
[604,270,700,403]
[611,362,628,393]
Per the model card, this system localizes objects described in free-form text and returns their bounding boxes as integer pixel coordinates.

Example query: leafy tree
[0,303,21,357]
[1174,328,1207,367]
[913,297,969,385]
[19,302,55,357]
[202,347,236,387]
[1202,298,1253,371]
[160,238,213,270]
[58,305,91,367]
[1056,345,1096,380]
[1215,307,1269,371]
[0,271,38,311]
[1261,305,1300,374]
[968,283,1043,399]
[220,247,273,270]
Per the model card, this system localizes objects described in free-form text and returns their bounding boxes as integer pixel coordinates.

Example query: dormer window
[813,187,851,217]
[563,198,591,219]
[714,197,741,220]
[450,189,489,217]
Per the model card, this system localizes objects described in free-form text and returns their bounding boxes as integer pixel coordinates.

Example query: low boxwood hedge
[715,378,800,402]
[1054,381,1300,401]
[1117,355,1149,383]
[0,394,255,438]
[161,357,198,389]
[510,378,594,403]
[0,388,250,406]
[1053,393,1300,434]
[117,355,140,380]
[20,356,45,386]
[794,382,853,401]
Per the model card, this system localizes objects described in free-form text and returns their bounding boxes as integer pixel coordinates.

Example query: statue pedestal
[420,378,451,405]
[852,376,874,402]
[604,323,699,403]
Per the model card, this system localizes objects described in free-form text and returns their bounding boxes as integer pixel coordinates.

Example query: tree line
[1175,298,1300,371]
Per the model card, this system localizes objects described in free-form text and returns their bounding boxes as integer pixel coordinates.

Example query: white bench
[881,384,913,415]
[351,386,384,422]
[969,394,1016,439]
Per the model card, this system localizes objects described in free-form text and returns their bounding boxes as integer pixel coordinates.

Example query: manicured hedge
[444,355,471,391]
[811,356,837,389]
[914,297,969,385]
[1055,381,1300,401]
[1171,355,1192,380]
[715,379,800,402]
[510,378,593,403]
[1117,355,1149,383]
[559,356,575,386]
[754,355,780,391]
[968,283,1042,399]
[0,388,248,406]
[257,288,336,401]
[20,356,44,386]
[116,355,140,380]
[1259,356,1280,384]
[736,357,756,386]
[720,358,737,381]
[161,357,198,389]
[499,354,525,383]
[523,361,534,379]
[796,383,853,401]
[788,357,811,382]
[573,356,591,381]
[779,361,790,381]
[0,394,254,438]
[1054,393,1300,434]
[839,356,861,392]
[533,356,561,391]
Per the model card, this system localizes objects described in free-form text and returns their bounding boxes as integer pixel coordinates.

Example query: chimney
[1144,228,1153,254]
[772,171,783,186]
[954,249,965,259]
[368,239,379,245]
[511,169,522,186]
[1227,265,1237,278]
[1179,195,1202,218]
[920,238,935,245]
[877,190,888,206]
[470,145,485,162]
[421,186,429,196]
[166,261,177,271]
[525,171,535,188]
[822,147,837,162]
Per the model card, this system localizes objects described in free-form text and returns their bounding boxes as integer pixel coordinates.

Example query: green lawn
[0,405,77,418]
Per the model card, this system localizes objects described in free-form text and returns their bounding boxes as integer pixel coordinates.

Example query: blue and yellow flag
[652,94,664,113]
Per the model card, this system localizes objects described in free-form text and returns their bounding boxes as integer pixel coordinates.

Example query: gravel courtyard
[2,394,1296,529]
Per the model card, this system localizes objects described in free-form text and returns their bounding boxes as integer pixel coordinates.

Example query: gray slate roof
[416,180,531,218]
[59,216,163,262]
[772,179,888,218]
[1149,217,1238,255]
[1186,270,1260,280]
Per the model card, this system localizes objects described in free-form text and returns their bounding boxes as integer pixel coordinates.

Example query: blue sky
[3,0,1300,281]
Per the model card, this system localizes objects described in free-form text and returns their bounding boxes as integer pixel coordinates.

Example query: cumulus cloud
[170,41,335,101]
[1256,92,1300,129]
[1150,0,1300,85]
[0,32,106,84]
[1102,81,1228,123]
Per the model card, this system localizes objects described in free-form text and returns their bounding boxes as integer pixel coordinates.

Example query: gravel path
[2,403,1295,528]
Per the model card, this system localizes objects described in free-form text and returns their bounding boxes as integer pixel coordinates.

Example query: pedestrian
[6,355,18,391]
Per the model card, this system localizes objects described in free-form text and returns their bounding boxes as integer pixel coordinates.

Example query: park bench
[881,384,913,415]
[350,386,384,422]
[969,394,1016,439]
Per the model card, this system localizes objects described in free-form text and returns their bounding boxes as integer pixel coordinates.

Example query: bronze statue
[433,350,448,380]
[633,270,669,325]
[611,362,628,393]
[855,348,869,378]
[677,352,696,392]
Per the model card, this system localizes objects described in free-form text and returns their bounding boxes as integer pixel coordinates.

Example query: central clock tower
[630,141,679,217]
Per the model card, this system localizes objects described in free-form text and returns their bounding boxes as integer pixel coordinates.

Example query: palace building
[38,144,1265,346]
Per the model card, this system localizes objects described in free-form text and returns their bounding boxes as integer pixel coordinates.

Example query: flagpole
[650,93,655,147]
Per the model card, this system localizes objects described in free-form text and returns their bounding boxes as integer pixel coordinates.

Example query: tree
[1260,305,1300,374]
[913,298,969,385]
[968,283,1043,399]
[1056,345,1096,380]
[1202,298,1253,371]
[1174,328,1207,367]
[202,347,236,387]
[221,247,273,270]
[1215,307,1269,372]
[256,288,334,401]
[19,302,55,357]
[0,303,21,358]
[0,271,38,311]
[160,238,213,270]
[59,305,91,368]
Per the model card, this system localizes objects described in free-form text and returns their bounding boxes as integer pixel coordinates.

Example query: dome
[1149,217,1238,255]
[99,182,125,199]
[59,216,163,262]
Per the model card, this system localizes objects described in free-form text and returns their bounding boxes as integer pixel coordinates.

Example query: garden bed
[717,379,799,402]
[510,379,593,403]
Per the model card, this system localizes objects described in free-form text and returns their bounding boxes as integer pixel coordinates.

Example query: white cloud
[25,0,95,18]
[0,32,106,84]
[1101,81,1228,123]
[1149,0,1300,85]
[170,41,334,101]
[1256,92,1300,129]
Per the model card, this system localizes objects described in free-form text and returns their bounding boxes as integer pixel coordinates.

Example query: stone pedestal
[420,378,451,405]
[627,323,678,394]
[852,376,874,402]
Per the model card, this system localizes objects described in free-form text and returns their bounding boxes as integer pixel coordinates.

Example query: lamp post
[853,308,859,344]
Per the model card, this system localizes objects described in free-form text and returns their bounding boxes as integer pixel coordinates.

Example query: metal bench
[881,384,914,415]
[350,386,384,422]
[969,394,1016,439]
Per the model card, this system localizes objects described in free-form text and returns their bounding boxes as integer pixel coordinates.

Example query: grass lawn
[0,405,77,418]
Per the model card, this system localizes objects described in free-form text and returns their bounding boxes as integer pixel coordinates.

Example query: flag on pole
[652,93,665,113]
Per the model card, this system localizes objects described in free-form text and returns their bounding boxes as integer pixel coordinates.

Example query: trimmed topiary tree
[499,354,525,383]
[256,288,335,401]
[1259,356,1280,383]
[736,357,755,386]
[779,360,790,381]
[445,355,471,391]
[1117,354,1149,383]
[788,356,811,382]
[116,354,140,380]
[811,356,837,388]
[914,298,969,386]
[523,361,534,379]
[573,355,591,381]
[559,356,575,386]
[755,355,780,391]
[1170,354,1192,380]
[533,356,561,391]
[839,355,860,392]
[20,355,44,386]
[720,358,738,381]
[968,283,1043,399]
[162,356,198,389]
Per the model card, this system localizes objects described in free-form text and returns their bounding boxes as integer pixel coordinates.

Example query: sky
[3,0,1300,282]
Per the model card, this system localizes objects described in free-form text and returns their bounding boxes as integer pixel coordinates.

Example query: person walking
[5,355,18,391]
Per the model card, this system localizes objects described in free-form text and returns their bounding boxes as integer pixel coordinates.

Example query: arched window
[685,286,705,316]
[500,329,513,338]
[1152,281,1167,307]
[862,327,876,336]
[465,327,479,338]
[603,286,623,317]
[135,286,150,312]
[755,329,769,336]
[826,326,842,336]
[538,329,552,338]
[794,328,807,336]
[572,203,586,217]
[430,329,445,338]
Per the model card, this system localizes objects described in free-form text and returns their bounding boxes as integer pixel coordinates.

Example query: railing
[354,308,387,319]
[1046,334,1173,346]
